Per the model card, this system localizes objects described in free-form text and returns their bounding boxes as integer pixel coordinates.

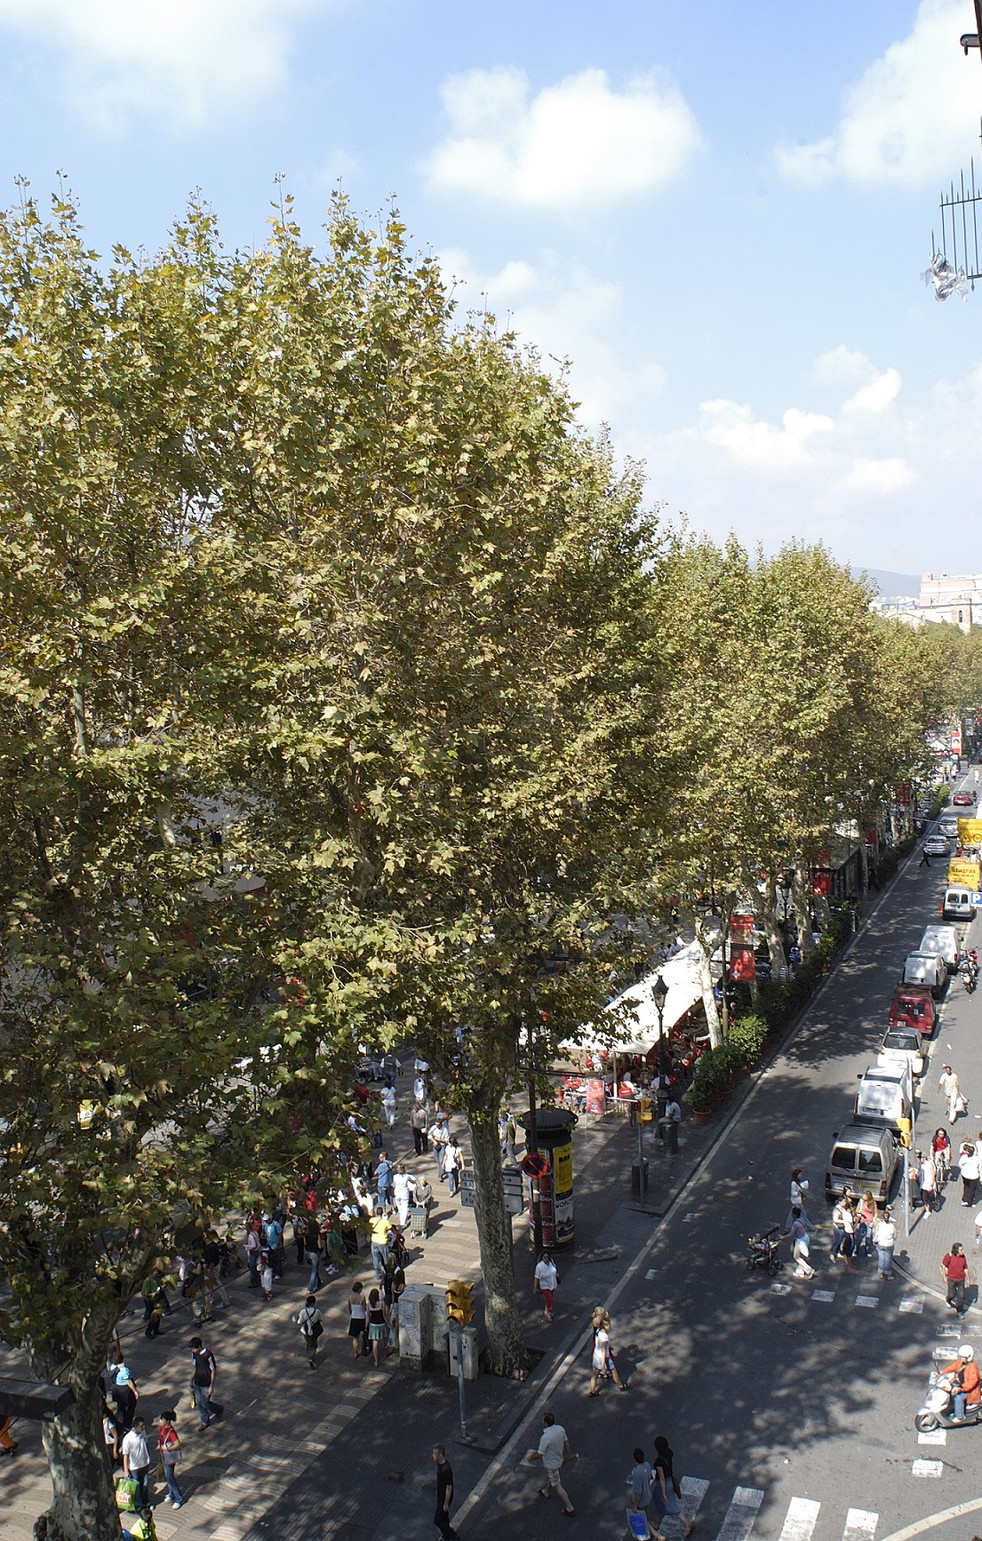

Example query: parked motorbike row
[960,950,978,994]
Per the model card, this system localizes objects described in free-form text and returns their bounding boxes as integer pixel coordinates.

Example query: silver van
[919,923,960,973]
[901,952,947,998]
[854,1062,913,1133]
[825,1123,899,1207]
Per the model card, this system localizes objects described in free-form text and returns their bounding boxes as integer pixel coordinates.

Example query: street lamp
[653,973,669,1116]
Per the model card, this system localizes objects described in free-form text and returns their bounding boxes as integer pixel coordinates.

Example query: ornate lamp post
[653,974,669,1117]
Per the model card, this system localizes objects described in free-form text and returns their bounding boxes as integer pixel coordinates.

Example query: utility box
[398,1285,432,1373]
[447,1325,479,1382]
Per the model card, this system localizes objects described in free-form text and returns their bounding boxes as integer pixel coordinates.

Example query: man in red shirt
[941,1242,970,1316]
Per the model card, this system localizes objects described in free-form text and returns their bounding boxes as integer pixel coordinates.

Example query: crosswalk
[651,1478,884,1541]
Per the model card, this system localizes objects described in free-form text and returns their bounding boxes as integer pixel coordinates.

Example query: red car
[888,985,937,1035]
[952,791,976,806]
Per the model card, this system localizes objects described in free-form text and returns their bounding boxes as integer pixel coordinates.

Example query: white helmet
[959,1344,974,1360]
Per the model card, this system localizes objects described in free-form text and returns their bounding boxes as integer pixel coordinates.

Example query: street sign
[458,1168,523,1215]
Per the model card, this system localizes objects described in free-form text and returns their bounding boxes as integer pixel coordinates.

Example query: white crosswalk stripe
[715,1486,764,1541]
[842,1508,878,1541]
[777,1496,820,1541]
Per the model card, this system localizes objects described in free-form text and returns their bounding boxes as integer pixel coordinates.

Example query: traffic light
[445,1279,476,1326]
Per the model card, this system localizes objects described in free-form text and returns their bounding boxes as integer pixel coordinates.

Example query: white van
[919,923,960,973]
[901,952,947,998]
[943,887,976,922]
[854,1062,913,1134]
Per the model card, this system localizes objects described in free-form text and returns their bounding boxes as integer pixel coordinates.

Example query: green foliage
[687,1041,743,1110]
[727,1012,769,1065]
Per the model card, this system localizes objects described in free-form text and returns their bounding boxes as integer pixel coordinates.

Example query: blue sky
[1,0,980,574]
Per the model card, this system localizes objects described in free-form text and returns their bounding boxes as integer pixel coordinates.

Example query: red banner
[729,914,755,943]
[728,943,756,982]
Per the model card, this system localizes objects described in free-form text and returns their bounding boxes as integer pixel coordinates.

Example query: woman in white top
[588,1306,626,1395]
[874,1208,897,1279]
[393,1164,412,1227]
[785,1168,813,1230]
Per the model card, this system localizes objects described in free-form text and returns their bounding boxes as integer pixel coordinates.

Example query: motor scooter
[959,957,978,994]
[915,1370,982,1431]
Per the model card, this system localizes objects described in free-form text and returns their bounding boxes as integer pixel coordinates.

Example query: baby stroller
[746,1225,783,1276]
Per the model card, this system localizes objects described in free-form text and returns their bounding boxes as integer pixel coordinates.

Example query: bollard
[659,1116,679,1155]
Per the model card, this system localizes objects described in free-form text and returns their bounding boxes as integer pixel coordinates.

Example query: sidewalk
[0,1075,717,1541]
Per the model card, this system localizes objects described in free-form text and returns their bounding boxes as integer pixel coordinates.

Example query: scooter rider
[940,1344,981,1421]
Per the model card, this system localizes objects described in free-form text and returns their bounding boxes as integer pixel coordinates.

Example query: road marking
[716,1486,764,1541]
[645,1269,657,1280]
[842,1509,879,1541]
[680,1476,710,1515]
[778,1496,820,1541]
[811,1289,835,1302]
[918,1429,947,1445]
[683,1212,696,1223]
[855,1295,878,1308]
[879,1496,982,1541]
[937,1325,960,1337]
[911,1460,944,1478]
[899,1297,923,1313]
[770,1282,791,1295]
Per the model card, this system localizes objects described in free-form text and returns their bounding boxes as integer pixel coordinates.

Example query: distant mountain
[858,567,920,599]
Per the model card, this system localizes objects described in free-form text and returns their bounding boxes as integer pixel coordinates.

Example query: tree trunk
[761,873,788,982]
[693,915,723,1048]
[35,1383,118,1541]
[791,869,815,959]
[468,1112,531,1379]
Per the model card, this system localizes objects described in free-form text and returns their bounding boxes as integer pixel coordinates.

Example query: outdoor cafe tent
[562,935,720,1060]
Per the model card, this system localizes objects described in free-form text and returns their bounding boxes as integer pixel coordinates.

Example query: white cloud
[0,0,313,129]
[833,457,914,495]
[697,400,835,473]
[842,368,902,415]
[426,65,701,210]
[811,345,879,391]
[439,246,667,422]
[775,0,980,186]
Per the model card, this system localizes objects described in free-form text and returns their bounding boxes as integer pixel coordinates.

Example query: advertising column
[518,1107,578,1250]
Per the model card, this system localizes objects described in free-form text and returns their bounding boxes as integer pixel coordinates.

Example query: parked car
[943,886,978,922]
[854,1061,914,1134]
[924,834,951,857]
[888,984,937,1035]
[878,1025,927,1079]
[952,792,976,807]
[901,952,947,999]
[825,1123,900,1207]
[939,818,960,839]
[919,923,960,973]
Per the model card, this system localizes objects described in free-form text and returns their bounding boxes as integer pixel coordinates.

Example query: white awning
[563,935,718,1057]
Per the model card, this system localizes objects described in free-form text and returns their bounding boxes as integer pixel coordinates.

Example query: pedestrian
[651,1435,695,1538]
[121,1416,152,1510]
[412,1173,433,1229]
[534,1249,559,1321]
[244,1223,261,1289]
[381,1080,397,1129]
[933,1128,952,1184]
[259,1246,274,1302]
[942,1241,971,1316]
[263,1212,284,1278]
[411,1101,429,1155]
[444,1136,464,1197]
[918,1151,938,1214]
[109,1363,140,1433]
[588,1305,627,1394]
[375,1151,394,1208]
[940,1066,962,1125]
[785,1168,814,1230]
[961,1144,981,1207]
[919,847,931,867]
[156,1410,184,1509]
[393,1163,413,1228]
[429,1116,450,1180]
[295,1294,324,1368]
[103,1401,119,1467]
[855,1190,877,1255]
[187,1336,222,1429]
[830,1194,856,1271]
[527,1410,575,1517]
[630,1448,664,1539]
[348,1280,368,1359]
[304,1218,322,1293]
[292,1213,307,1265]
[874,1207,897,1279]
[431,1444,460,1540]
[783,1207,815,1278]
[369,1206,391,1280]
[366,1286,389,1367]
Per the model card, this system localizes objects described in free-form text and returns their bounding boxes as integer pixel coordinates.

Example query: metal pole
[527,1048,542,1257]
[903,1147,910,1239]
[656,1000,668,1118]
[637,1114,645,1206]
[455,1322,468,1441]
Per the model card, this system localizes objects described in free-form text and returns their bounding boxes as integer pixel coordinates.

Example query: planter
[691,1108,713,1126]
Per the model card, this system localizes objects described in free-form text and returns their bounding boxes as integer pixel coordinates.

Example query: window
[858,1149,884,1175]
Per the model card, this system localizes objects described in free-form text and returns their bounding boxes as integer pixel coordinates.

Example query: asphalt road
[457,807,982,1541]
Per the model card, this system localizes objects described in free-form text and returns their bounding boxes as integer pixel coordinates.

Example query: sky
[0,0,980,576]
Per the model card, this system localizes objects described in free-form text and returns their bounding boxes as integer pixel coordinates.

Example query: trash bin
[630,1160,649,1198]
[659,1117,679,1155]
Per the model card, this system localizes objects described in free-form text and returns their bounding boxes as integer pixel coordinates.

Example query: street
[455,811,982,1541]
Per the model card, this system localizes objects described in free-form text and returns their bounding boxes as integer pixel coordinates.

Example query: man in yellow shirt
[369,1207,391,1280]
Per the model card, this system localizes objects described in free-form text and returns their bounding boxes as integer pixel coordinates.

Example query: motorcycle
[915,1371,982,1431]
[959,958,978,994]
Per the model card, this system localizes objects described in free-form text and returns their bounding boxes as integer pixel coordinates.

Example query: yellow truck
[947,857,981,889]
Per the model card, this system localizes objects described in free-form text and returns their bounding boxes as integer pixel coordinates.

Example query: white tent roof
[564,934,719,1057]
